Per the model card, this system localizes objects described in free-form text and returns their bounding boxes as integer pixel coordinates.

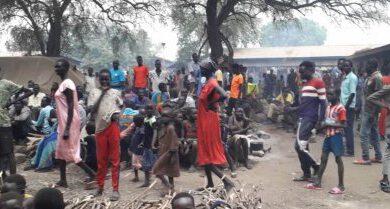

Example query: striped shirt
[325,103,346,137]
[299,78,327,122]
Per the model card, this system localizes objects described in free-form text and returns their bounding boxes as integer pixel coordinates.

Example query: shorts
[323,134,344,157]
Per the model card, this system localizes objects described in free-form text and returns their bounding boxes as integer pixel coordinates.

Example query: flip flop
[329,187,344,194]
[353,159,371,165]
[304,183,322,190]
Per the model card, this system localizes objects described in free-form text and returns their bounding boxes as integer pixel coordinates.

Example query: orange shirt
[133,65,149,88]
[230,74,244,99]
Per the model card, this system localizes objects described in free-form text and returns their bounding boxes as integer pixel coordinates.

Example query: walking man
[293,61,326,181]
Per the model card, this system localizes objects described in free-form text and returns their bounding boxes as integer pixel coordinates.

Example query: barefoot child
[129,115,145,183]
[152,104,180,195]
[139,104,158,187]
[305,89,346,194]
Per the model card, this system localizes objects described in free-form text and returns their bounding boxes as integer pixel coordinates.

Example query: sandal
[329,186,344,194]
[304,183,322,190]
[353,159,371,165]
[380,181,390,193]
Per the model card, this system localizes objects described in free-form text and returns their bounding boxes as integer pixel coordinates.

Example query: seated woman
[228,108,251,169]
[25,109,58,171]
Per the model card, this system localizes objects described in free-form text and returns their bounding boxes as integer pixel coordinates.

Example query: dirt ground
[19,124,390,209]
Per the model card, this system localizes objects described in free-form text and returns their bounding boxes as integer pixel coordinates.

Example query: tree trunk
[219,31,234,64]
[46,20,62,57]
[206,0,223,61]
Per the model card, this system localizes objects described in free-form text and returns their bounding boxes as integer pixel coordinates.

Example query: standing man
[365,85,390,193]
[226,64,244,116]
[85,67,97,93]
[215,68,224,87]
[28,84,45,120]
[354,59,383,165]
[268,69,277,97]
[133,56,149,94]
[0,67,33,179]
[293,61,326,182]
[89,69,123,201]
[187,53,201,96]
[340,60,358,157]
[287,68,299,104]
[110,60,126,91]
[149,60,170,93]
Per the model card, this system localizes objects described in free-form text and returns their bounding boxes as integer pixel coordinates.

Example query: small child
[129,115,145,182]
[171,192,195,209]
[139,104,158,187]
[1,174,33,209]
[152,104,180,195]
[84,125,97,172]
[305,89,346,194]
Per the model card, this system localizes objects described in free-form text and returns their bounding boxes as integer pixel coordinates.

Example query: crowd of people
[1,52,390,209]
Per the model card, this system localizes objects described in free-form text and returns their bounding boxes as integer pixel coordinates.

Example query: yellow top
[247,83,258,95]
[215,69,223,82]
[276,93,294,105]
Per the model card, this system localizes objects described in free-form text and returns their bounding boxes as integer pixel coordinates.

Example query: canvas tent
[0,56,85,94]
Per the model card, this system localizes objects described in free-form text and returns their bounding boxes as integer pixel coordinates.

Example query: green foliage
[63,27,155,69]
[5,27,41,55]
[260,18,327,47]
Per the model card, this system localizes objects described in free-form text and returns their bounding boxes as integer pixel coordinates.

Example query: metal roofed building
[234,45,379,70]
[348,44,390,72]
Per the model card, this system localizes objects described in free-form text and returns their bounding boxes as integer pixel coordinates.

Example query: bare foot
[53,180,68,188]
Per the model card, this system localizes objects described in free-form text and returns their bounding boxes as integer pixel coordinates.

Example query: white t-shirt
[172,96,195,108]
[149,69,170,92]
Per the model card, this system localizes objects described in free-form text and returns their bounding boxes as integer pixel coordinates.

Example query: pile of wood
[190,183,262,209]
[65,180,262,209]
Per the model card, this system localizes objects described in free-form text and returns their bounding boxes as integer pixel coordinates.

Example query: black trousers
[294,118,318,177]
[0,127,16,173]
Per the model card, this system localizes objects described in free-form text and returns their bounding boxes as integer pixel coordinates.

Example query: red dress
[197,79,227,166]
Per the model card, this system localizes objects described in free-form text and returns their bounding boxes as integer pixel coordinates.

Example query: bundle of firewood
[66,180,262,209]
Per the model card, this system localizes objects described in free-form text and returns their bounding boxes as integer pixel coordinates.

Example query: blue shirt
[110,68,126,90]
[34,105,53,135]
[151,91,169,105]
[340,72,358,108]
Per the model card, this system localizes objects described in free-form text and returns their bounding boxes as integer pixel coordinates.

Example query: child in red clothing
[305,89,346,194]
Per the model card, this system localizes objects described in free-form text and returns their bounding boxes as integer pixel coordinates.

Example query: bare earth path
[20,124,390,209]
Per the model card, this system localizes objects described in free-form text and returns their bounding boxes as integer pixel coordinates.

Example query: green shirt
[363,71,383,114]
[0,79,22,127]
[340,72,358,108]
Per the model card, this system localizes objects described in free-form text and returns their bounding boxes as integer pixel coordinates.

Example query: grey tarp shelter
[0,56,85,94]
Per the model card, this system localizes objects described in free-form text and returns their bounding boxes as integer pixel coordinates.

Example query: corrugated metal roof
[234,45,382,59]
